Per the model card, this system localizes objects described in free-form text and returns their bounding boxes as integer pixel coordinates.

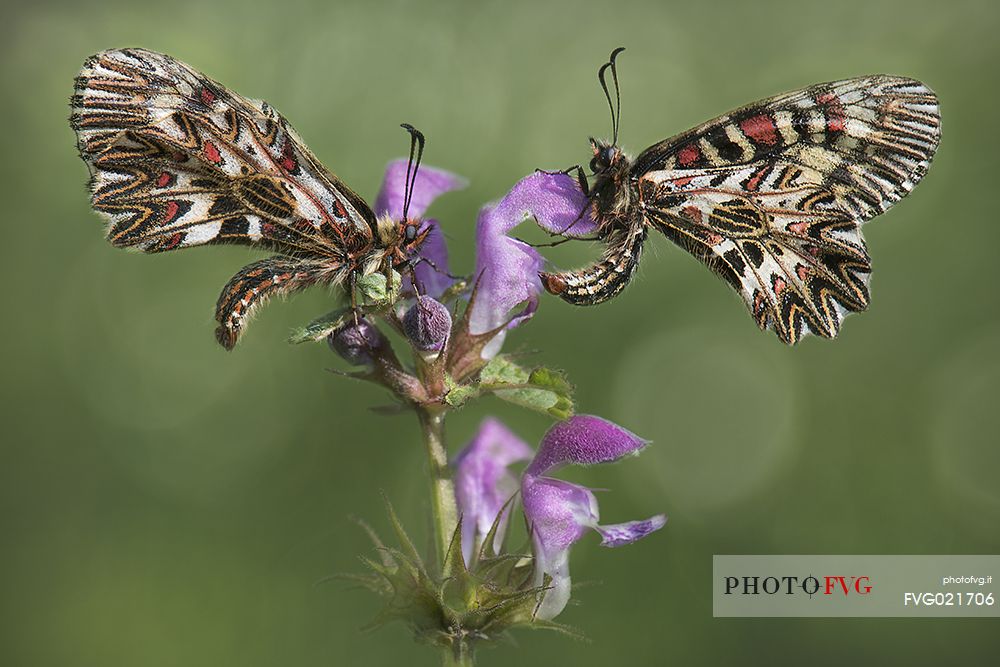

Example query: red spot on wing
[164,232,183,249]
[203,141,222,164]
[680,205,703,223]
[817,92,845,134]
[261,222,276,237]
[672,176,693,187]
[677,143,700,166]
[745,166,769,192]
[280,144,298,172]
[164,201,180,223]
[740,114,778,146]
[332,199,348,219]
[200,88,216,105]
[156,171,174,188]
[773,277,787,295]
[788,221,809,234]
[796,264,810,280]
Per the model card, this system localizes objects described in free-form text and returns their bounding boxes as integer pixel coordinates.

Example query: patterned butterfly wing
[71,48,376,257]
[71,49,381,348]
[633,76,940,343]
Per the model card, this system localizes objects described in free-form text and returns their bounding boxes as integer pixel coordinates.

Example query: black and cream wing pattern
[633,76,940,343]
[70,48,380,348]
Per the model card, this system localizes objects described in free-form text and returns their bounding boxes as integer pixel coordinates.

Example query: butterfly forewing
[71,48,375,258]
[634,76,940,342]
[70,48,401,349]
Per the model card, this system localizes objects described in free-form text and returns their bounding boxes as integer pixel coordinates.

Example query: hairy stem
[417,407,459,571]
[442,639,474,667]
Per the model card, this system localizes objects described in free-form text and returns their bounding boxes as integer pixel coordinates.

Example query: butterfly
[541,48,941,344]
[71,48,434,350]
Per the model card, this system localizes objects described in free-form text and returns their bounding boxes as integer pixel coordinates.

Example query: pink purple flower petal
[374,161,465,298]
[452,418,534,564]
[526,414,649,477]
[519,414,664,620]
[596,516,668,547]
[470,172,596,356]
[373,159,466,221]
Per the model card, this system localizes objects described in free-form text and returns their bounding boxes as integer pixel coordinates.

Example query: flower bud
[327,318,387,366]
[403,297,452,352]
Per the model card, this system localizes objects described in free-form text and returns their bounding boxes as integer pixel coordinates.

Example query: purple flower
[521,415,666,620]
[374,159,466,298]
[471,172,596,356]
[452,414,666,620]
[453,418,534,564]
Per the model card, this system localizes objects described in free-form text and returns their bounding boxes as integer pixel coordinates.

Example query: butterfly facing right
[541,48,941,344]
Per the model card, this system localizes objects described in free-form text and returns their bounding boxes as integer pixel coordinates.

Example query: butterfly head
[400,219,430,253]
[379,216,431,270]
[392,123,433,259]
[589,137,625,175]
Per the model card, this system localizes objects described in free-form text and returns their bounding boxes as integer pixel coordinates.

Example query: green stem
[441,640,474,667]
[417,407,459,572]
[416,407,472,666]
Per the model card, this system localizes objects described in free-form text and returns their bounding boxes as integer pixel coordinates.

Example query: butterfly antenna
[608,47,625,144]
[597,60,617,146]
[399,123,425,221]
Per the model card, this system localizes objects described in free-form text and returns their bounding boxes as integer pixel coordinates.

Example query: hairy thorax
[590,160,638,237]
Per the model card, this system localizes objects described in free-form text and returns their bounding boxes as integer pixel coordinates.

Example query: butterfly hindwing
[635,76,940,342]
[71,48,375,257]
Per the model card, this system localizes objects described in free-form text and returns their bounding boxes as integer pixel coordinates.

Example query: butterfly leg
[540,222,647,305]
[410,255,465,281]
[349,271,360,326]
[515,235,600,249]
[535,165,590,195]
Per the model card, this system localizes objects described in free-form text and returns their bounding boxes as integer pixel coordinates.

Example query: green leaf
[479,356,575,419]
[288,307,353,344]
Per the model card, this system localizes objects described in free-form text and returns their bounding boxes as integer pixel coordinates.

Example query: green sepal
[381,494,426,574]
[475,494,516,565]
[343,497,588,655]
[443,374,479,407]
[356,271,402,306]
[288,272,401,344]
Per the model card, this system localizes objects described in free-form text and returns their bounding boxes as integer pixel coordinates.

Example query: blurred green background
[2,0,998,664]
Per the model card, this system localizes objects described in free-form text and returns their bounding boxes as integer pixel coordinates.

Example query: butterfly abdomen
[541,222,647,305]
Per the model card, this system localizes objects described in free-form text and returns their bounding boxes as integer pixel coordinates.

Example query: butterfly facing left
[71,48,438,349]
[542,48,941,344]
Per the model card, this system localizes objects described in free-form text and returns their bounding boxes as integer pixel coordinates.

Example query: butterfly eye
[589,156,600,173]
[404,224,417,242]
[602,146,617,164]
